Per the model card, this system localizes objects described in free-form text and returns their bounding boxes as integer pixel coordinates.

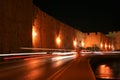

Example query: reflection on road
[0,54,76,80]
[51,55,76,68]
[96,64,113,79]
[90,55,120,80]
[24,59,46,80]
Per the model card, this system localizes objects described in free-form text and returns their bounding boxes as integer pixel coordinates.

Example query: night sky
[33,0,120,34]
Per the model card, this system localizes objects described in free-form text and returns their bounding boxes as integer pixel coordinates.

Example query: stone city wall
[84,32,113,50]
[0,0,33,53]
[112,31,120,50]
[32,6,84,50]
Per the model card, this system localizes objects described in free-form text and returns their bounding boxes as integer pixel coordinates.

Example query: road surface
[0,54,76,80]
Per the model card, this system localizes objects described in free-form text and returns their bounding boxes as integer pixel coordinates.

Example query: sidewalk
[48,56,96,80]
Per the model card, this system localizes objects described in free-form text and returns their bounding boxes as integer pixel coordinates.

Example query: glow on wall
[105,43,107,50]
[81,40,85,47]
[56,36,61,48]
[32,26,37,47]
[100,43,103,49]
[73,39,77,48]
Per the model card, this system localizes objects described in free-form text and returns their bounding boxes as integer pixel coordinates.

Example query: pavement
[48,55,96,80]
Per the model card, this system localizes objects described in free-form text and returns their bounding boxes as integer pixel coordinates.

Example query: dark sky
[33,0,120,34]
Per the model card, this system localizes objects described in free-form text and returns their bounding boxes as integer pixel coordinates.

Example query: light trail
[0,52,47,57]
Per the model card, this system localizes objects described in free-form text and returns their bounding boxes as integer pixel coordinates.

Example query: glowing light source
[32,26,37,47]
[32,27,37,38]
[111,45,114,50]
[33,31,37,37]
[81,40,84,47]
[105,44,107,49]
[100,43,103,48]
[73,40,77,48]
[56,36,61,46]
[109,45,111,49]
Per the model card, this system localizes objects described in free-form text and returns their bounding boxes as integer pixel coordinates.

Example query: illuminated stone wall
[112,31,120,50]
[0,0,33,53]
[84,32,101,48]
[32,7,84,50]
[84,32,113,50]
[0,0,116,53]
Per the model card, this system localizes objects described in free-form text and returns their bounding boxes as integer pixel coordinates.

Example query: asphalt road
[0,55,76,80]
[1,52,120,80]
